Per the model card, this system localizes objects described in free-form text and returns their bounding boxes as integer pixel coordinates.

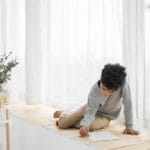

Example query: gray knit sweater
[80,80,133,128]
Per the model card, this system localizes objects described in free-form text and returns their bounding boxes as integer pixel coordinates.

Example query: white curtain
[0,0,123,106]
[26,0,123,106]
[0,0,25,103]
[145,0,150,127]
[0,0,5,52]
[123,0,150,128]
[1,0,149,128]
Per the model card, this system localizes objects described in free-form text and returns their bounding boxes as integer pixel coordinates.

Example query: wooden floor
[10,104,150,150]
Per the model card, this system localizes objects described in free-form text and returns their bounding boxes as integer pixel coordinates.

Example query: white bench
[1,104,150,150]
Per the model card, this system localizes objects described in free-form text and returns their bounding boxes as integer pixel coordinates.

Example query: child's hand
[123,128,139,135]
[79,126,89,137]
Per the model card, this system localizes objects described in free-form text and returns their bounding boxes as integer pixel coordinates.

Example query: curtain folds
[0,0,149,128]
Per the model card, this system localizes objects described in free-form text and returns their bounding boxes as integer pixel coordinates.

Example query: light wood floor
[10,104,150,150]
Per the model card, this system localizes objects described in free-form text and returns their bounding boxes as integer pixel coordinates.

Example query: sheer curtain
[2,0,149,128]
[145,0,150,127]
[26,0,123,106]
[0,0,123,106]
[0,0,25,103]
[0,0,5,53]
[123,0,146,128]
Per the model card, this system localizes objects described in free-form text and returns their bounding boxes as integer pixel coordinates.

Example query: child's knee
[89,118,111,131]
[89,125,99,131]
[57,118,68,129]
[89,124,105,131]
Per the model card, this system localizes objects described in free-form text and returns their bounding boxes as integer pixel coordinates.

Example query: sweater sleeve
[122,82,133,128]
[80,92,101,127]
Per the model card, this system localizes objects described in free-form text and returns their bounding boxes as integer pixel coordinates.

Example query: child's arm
[122,82,133,128]
[80,93,101,128]
[122,82,139,135]
[79,94,99,136]
[79,91,102,137]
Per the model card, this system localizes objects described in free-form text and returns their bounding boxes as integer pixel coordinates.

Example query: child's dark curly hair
[101,63,126,90]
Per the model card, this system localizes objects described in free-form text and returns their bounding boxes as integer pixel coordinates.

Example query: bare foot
[53,110,63,118]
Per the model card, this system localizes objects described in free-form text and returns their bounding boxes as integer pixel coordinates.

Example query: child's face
[100,82,114,96]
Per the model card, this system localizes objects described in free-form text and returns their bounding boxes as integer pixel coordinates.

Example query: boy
[53,63,139,136]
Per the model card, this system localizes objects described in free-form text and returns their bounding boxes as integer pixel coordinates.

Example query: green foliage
[0,52,19,84]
